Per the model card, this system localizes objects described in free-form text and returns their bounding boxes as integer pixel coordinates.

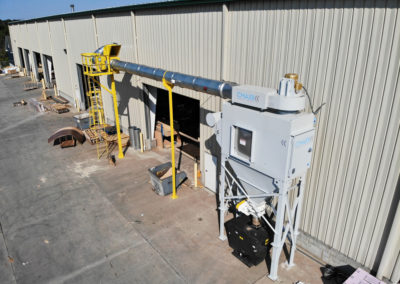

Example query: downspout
[377,201,400,283]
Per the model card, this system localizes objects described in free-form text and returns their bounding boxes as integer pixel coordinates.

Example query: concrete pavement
[0,75,325,284]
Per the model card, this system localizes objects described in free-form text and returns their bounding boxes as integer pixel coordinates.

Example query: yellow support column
[162,75,177,199]
[111,74,124,159]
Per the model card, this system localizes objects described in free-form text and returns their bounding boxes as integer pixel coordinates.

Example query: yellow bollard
[140,132,144,153]
[194,162,198,188]
[54,84,58,97]
[162,73,177,199]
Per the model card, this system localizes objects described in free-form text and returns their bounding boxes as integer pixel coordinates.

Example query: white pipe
[377,201,400,282]
[391,254,400,284]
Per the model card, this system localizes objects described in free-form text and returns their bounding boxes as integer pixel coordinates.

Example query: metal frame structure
[92,47,311,280]
[219,158,306,280]
[81,46,124,159]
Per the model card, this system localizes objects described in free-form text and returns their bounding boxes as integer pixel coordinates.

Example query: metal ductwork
[110,59,233,98]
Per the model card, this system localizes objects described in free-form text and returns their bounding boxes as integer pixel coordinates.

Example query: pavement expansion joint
[46,240,147,283]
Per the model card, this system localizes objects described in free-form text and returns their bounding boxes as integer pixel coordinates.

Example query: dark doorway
[43,55,55,87]
[155,89,200,160]
[76,64,90,110]
[18,48,25,68]
[33,51,44,81]
[24,49,31,73]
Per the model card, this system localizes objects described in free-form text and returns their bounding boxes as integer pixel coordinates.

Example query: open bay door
[147,85,157,139]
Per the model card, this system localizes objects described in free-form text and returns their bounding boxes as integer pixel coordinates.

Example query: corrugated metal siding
[95,12,136,62]
[95,12,142,132]
[64,17,97,64]
[48,20,73,101]
[135,5,223,172]
[12,24,24,67]
[36,22,52,55]
[226,0,400,276]
[64,17,97,105]
[26,23,39,53]
[8,26,21,67]
[136,5,222,79]
[19,24,30,51]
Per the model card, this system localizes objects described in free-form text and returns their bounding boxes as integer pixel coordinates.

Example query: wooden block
[155,130,163,149]
[84,129,101,144]
[61,139,76,148]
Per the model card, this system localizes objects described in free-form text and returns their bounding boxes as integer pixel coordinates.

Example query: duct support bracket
[111,74,124,159]
[162,73,177,200]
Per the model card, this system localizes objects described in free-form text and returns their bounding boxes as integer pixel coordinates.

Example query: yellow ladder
[81,45,124,160]
[86,75,106,158]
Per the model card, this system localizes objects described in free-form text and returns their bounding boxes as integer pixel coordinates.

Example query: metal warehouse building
[8,0,400,282]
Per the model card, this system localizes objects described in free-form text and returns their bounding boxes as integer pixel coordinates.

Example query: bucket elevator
[86,44,317,281]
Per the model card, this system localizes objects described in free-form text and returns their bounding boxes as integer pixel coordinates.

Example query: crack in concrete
[0,220,17,283]
[45,240,146,284]
[0,112,44,134]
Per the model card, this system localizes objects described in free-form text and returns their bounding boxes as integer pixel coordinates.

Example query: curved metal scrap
[48,127,85,144]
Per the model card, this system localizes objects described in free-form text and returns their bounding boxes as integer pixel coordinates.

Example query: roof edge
[9,0,232,25]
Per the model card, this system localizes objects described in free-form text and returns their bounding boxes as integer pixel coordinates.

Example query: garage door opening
[18,48,25,68]
[77,64,90,110]
[24,49,31,74]
[152,87,200,161]
[43,55,55,87]
[33,51,44,81]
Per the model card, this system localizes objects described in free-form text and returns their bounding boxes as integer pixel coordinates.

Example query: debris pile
[1,65,19,75]
[13,100,27,107]
[27,98,46,113]
[23,81,40,91]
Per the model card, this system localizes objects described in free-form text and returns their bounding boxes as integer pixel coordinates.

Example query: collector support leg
[218,158,227,240]
[289,174,306,266]
[269,187,287,281]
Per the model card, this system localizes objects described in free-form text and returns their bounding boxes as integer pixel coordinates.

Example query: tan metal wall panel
[135,5,223,172]
[346,2,399,262]
[64,17,97,106]
[25,23,39,53]
[8,25,21,67]
[95,12,137,63]
[95,12,142,131]
[225,0,400,272]
[48,20,73,102]
[64,17,97,65]
[12,25,24,67]
[135,5,222,80]
[36,22,52,55]
[19,24,30,51]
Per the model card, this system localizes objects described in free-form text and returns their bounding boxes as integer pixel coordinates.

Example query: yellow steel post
[110,74,124,159]
[162,75,177,199]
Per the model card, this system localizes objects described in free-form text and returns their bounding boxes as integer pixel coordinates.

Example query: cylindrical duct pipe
[110,59,233,98]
